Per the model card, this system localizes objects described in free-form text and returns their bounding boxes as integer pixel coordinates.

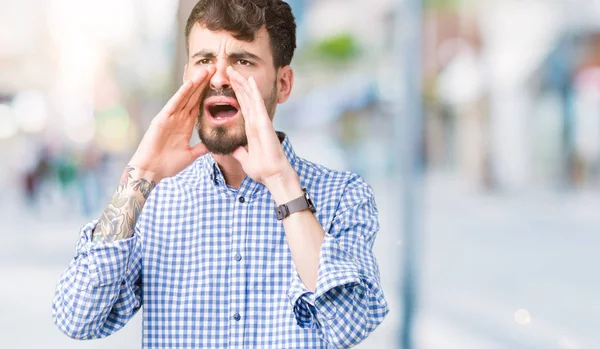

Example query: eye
[237,59,253,66]
[196,58,211,65]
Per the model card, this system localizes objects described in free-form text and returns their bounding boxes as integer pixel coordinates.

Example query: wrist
[265,169,303,206]
[125,165,162,184]
[128,150,164,183]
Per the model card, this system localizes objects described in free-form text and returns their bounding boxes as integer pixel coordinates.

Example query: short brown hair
[185,0,297,68]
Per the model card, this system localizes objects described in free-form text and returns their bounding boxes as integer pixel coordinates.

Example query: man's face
[186,24,284,155]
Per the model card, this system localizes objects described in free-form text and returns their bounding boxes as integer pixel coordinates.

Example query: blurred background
[1,0,599,348]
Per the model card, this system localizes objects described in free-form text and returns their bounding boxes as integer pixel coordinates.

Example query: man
[52,1,389,348]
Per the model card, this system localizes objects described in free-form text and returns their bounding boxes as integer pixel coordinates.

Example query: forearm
[53,257,141,339]
[53,220,143,339]
[293,276,388,348]
[285,177,389,347]
[93,165,158,243]
[288,233,389,348]
[267,171,324,292]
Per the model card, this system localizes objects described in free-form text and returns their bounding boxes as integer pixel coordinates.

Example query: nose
[209,60,231,91]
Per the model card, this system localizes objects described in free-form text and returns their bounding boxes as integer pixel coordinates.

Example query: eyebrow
[191,49,264,64]
[191,49,215,59]
[229,51,264,64]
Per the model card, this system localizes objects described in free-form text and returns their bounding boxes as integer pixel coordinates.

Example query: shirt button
[234,253,242,262]
[233,313,241,321]
[239,196,245,203]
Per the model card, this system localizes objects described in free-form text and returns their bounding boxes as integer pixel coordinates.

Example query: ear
[183,64,189,83]
[276,66,294,104]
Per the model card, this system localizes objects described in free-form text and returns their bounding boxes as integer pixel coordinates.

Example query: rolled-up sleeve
[288,175,389,348]
[52,219,143,340]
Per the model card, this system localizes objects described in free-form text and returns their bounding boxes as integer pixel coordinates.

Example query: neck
[212,153,246,189]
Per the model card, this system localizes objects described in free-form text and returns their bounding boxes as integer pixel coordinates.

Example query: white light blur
[97,112,130,142]
[142,0,179,40]
[58,37,101,88]
[12,91,49,133]
[0,104,19,139]
[47,0,135,45]
[437,45,485,105]
[480,1,562,87]
[558,335,581,349]
[514,309,532,325]
[64,117,96,145]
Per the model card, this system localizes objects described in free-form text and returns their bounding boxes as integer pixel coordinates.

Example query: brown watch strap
[275,188,316,220]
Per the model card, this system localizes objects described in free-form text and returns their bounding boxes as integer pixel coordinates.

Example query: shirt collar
[201,131,297,192]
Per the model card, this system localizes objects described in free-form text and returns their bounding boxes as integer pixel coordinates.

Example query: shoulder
[155,156,210,193]
[295,156,372,198]
[295,157,376,223]
[142,156,211,213]
[136,156,210,231]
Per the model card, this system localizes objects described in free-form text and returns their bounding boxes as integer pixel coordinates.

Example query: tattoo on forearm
[132,178,156,199]
[92,166,156,244]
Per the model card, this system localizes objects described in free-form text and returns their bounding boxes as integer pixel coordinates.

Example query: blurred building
[424,0,600,191]
[0,0,183,202]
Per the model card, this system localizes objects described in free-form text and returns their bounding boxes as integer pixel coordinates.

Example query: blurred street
[416,176,600,349]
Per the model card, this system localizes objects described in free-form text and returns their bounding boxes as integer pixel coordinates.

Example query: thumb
[190,142,209,159]
[231,146,249,165]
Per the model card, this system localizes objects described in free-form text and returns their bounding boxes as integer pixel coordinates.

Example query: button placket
[229,192,248,345]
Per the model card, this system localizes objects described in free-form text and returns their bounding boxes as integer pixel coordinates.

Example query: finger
[230,80,258,141]
[227,67,253,103]
[226,68,264,147]
[227,67,255,128]
[162,80,194,116]
[183,66,216,111]
[248,76,273,128]
[179,74,206,116]
[182,67,215,115]
[181,70,208,110]
[189,142,209,159]
[230,80,251,121]
[227,67,258,128]
[231,146,249,165]
[242,76,273,145]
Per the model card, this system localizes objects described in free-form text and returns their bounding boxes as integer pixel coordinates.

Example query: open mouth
[208,103,239,119]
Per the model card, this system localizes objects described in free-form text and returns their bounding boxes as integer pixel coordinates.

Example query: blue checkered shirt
[52,133,389,348]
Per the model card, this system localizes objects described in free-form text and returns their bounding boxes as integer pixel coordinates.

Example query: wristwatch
[275,188,316,220]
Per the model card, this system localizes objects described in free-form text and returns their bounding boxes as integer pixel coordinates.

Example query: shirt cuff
[288,233,361,329]
[74,220,137,288]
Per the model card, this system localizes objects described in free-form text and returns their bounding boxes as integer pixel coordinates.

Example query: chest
[142,191,294,294]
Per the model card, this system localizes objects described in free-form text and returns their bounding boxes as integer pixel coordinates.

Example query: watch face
[303,188,312,203]
[307,196,314,207]
[303,188,316,212]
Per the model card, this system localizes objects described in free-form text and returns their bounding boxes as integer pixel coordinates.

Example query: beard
[196,81,278,155]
